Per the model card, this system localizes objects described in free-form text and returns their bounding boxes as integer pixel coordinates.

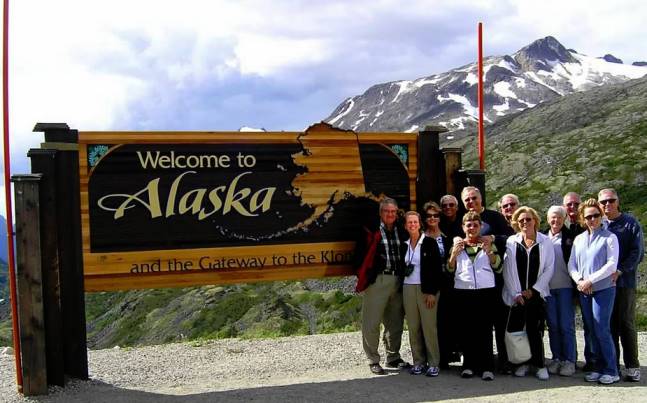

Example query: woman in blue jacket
[568,198,619,384]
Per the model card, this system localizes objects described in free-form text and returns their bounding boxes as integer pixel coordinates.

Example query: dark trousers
[494,285,509,366]
[611,287,640,369]
[456,287,496,374]
[438,283,460,366]
[508,293,546,368]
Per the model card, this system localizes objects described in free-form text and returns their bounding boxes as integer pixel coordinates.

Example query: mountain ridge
[324,36,647,133]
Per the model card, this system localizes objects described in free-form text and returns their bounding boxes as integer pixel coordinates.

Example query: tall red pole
[3,0,24,392]
[477,22,485,170]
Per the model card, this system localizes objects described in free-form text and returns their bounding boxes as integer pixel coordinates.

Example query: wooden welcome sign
[79,124,418,291]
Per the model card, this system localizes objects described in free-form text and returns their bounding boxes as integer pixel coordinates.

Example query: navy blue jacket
[606,213,644,288]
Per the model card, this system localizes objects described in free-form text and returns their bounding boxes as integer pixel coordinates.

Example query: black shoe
[497,361,513,375]
[582,362,596,372]
[385,358,411,369]
[370,363,385,375]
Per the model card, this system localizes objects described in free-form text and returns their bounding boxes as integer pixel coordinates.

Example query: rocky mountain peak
[513,36,577,71]
[601,54,623,64]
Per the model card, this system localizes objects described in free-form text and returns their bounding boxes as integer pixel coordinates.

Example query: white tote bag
[505,308,531,364]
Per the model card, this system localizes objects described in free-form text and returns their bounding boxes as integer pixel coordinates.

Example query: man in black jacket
[353,197,409,375]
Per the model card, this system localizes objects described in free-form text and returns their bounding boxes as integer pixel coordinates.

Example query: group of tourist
[353,187,644,385]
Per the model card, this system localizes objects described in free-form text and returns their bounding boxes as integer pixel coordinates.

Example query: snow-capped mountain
[324,36,647,132]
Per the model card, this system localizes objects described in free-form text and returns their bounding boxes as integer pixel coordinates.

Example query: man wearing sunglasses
[439,194,464,239]
[598,188,644,382]
[563,192,584,235]
[499,194,520,226]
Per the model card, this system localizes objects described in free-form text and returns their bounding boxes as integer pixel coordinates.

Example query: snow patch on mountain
[464,73,478,85]
[494,82,517,99]
[493,100,510,115]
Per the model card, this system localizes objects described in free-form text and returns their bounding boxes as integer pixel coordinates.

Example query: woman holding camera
[448,211,502,381]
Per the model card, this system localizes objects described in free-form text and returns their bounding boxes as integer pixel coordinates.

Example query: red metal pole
[3,0,24,392]
[477,22,485,171]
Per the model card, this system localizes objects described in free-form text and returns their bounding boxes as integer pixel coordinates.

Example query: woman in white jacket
[502,206,555,380]
[448,211,502,381]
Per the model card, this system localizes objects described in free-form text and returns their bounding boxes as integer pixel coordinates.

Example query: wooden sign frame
[79,127,418,291]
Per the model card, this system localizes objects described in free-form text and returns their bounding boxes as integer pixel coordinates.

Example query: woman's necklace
[524,237,536,248]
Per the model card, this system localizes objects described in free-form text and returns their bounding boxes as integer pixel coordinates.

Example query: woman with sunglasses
[502,206,555,380]
[402,210,443,377]
[448,211,501,381]
[568,198,620,384]
[424,201,457,369]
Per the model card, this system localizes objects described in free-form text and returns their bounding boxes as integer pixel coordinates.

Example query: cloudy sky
[1,0,647,216]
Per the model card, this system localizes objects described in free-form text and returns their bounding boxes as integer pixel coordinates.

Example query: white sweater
[502,232,555,306]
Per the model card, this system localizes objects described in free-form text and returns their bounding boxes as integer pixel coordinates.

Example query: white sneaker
[559,361,576,377]
[547,359,561,374]
[598,374,620,384]
[625,367,641,382]
[536,367,549,380]
[514,365,529,377]
[585,372,601,382]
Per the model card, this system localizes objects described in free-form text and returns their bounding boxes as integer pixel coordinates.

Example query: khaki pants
[403,284,440,366]
[361,274,404,364]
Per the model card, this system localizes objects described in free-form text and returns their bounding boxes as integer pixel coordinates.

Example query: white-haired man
[499,193,520,225]
[354,197,409,375]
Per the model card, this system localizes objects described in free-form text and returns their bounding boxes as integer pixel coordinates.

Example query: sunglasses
[426,213,441,219]
[584,213,601,220]
[599,199,617,205]
[441,203,456,208]
[502,202,517,209]
[518,217,533,224]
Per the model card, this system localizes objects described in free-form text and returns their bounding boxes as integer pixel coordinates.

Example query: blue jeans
[545,287,576,363]
[579,287,618,376]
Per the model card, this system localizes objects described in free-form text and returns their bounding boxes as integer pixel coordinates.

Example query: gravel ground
[1,331,647,402]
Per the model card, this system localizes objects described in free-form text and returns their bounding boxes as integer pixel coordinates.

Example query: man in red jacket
[354,197,409,375]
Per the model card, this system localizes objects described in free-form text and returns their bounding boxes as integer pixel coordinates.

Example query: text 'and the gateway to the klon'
[129,250,354,273]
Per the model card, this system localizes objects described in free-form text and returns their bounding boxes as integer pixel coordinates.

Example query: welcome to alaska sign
[79,124,418,291]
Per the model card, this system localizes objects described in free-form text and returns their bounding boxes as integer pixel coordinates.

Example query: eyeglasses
[599,199,617,205]
[426,213,440,219]
[518,217,533,224]
[584,213,601,220]
[464,196,478,202]
[441,203,456,208]
[502,203,517,209]
[565,202,579,207]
